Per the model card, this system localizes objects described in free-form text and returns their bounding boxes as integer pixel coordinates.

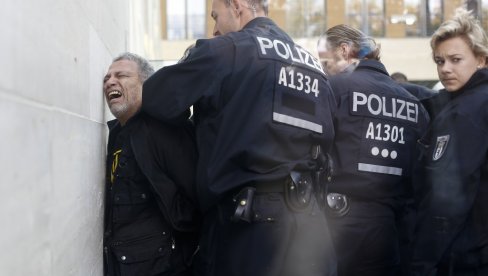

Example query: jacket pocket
[112,190,152,223]
[111,233,172,276]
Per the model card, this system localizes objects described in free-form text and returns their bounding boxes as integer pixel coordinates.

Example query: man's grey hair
[113,52,155,81]
[223,0,268,15]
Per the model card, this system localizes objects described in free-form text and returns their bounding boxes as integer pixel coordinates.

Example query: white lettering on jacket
[352,91,418,123]
[256,36,324,73]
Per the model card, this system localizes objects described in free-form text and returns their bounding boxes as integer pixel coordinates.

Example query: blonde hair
[430,8,488,63]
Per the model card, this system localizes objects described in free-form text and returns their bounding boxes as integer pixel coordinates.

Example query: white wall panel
[0,0,129,275]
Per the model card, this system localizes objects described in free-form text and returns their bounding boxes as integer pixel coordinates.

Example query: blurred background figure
[317,26,361,75]
[432,80,445,91]
[391,72,409,83]
[391,71,437,100]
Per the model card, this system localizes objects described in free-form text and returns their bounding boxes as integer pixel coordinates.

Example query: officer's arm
[150,118,200,232]
[131,116,200,232]
[142,38,230,125]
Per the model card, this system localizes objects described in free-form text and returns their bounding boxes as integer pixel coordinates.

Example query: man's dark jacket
[104,112,200,276]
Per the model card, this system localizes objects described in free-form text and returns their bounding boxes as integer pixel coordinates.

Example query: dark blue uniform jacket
[328,60,430,204]
[410,69,488,275]
[142,17,336,211]
[399,82,437,101]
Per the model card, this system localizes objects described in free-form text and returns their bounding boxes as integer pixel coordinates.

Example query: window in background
[346,0,385,36]
[481,0,488,30]
[368,0,385,36]
[284,0,327,38]
[426,0,443,35]
[345,0,363,32]
[403,0,422,36]
[167,0,205,40]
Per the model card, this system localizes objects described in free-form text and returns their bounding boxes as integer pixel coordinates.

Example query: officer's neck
[239,10,266,29]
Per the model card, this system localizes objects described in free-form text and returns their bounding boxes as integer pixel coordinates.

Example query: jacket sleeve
[131,115,200,232]
[141,37,232,125]
[410,112,488,275]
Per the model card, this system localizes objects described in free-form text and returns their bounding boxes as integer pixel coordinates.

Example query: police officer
[317,24,360,76]
[103,52,200,276]
[141,1,337,275]
[410,9,488,276]
[318,25,430,276]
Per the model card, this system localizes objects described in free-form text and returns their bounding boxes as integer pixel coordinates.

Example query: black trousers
[193,192,337,276]
[327,200,402,276]
[436,261,488,276]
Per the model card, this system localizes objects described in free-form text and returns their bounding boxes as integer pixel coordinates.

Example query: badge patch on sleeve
[432,135,450,161]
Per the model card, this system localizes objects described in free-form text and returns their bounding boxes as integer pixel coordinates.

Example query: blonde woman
[411,8,488,276]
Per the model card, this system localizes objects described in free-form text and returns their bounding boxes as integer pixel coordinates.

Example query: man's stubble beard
[109,103,128,120]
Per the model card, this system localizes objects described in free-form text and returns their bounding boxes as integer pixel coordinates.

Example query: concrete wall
[0,0,128,275]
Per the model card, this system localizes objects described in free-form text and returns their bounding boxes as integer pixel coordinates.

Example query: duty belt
[230,179,285,223]
[285,171,314,212]
[253,180,284,193]
[231,172,315,222]
[326,192,349,217]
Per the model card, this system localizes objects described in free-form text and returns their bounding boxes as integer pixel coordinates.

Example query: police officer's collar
[354,59,388,76]
[436,68,488,97]
[460,67,488,92]
[242,17,275,30]
[425,68,488,113]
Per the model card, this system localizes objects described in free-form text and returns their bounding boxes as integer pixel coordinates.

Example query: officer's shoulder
[393,83,420,100]
[458,84,488,117]
[196,35,234,51]
[177,38,232,65]
[328,72,355,87]
[471,83,488,100]
[399,82,436,101]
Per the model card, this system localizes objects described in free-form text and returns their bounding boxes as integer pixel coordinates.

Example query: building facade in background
[0,1,485,275]
[131,0,486,82]
[157,0,475,40]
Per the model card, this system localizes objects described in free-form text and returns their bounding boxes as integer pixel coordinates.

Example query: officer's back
[330,61,429,200]
[142,1,338,276]
[318,24,429,276]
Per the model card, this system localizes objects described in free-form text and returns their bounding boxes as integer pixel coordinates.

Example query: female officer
[410,8,488,276]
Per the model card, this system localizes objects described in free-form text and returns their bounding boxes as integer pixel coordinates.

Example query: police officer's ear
[476,55,487,69]
[230,0,242,16]
[339,42,350,60]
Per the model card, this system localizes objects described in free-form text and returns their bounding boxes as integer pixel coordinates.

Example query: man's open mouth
[108,90,122,100]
